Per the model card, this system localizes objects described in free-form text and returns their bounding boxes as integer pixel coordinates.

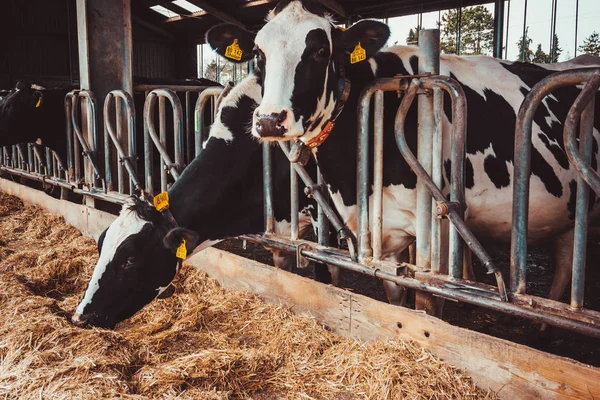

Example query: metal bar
[159,96,167,192]
[186,91,192,163]
[505,0,511,59]
[511,69,600,295]
[570,90,596,309]
[493,0,505,58]
[104,97,113,191]
[116,96,124,194]
[263,143,275,233]
[520,0,528,61]
[357,84,373,262]
[194,87,224,156]
[575,0,579,57]
[416,29,439,273]
[240,234,600,338]
[396,78,507,300]
[372,90,384,261]
[290,164,299,240]
[70,91,101,184]
[134,84,211,93]
[317,167,330,247]
[431,87,443,274]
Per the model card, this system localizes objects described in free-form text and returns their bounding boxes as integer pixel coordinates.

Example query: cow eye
[122,257,136,269]
[316,47,329,59]
[253,46,265,63]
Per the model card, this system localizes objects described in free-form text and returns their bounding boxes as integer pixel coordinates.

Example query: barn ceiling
[131,0,495,43]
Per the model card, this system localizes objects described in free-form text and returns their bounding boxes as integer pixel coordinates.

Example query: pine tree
[579,32,600,56]
[549,34,562,63]
[516,27,534,62]
[532,44,549,63]
[440,6,494,55]
[406,27,420,46]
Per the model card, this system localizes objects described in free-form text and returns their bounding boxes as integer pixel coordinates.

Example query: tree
[579,32,600,56]
[549,34,562,63]
[532,43,549,63]
[440,6,494,55]
[406,27,420,46]
[516,27,534,62]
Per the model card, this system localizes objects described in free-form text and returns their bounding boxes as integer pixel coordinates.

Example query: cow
[205,0,600,304]
[71,74,333,328]
[0,81,70,163]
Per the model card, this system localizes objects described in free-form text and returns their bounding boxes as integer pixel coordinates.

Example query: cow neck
[304,61,351,149]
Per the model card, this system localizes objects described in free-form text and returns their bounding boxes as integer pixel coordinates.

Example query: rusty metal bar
[431,87,444,273]
[290,164,299,240]
[511,68,600,295]
[395,78,507,301]
[263,143,275,233]
[563,73,600,309]
[372,90,384,261]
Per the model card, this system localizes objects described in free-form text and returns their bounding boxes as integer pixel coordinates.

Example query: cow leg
[383,251,408,306]
[549,228,575,301]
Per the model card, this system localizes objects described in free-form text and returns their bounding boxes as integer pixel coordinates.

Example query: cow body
[207,0,600,302]
[72,74,326,328]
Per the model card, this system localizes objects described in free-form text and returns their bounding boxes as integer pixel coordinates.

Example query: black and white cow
[206,0,600,303]
[72,74,330,328]
[0,81,70,161]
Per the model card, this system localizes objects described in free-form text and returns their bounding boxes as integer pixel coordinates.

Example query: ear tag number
[350,42,366,64]
[154,191,169,211]
[35,98,41,108]
[176,239,187,260]
[225,39,243,61]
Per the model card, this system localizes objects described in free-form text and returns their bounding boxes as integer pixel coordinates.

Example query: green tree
[532,43,549,63]
[549,34,562,63]
[516,27,534,62]
[440,6,494,55]
[406,27,420,46]
[579,32,600,56]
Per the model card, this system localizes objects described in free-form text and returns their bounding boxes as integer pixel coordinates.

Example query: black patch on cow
[408,55,419,74]
[443,159,473,189]
[538,132,570,169]
[309,114,324,131]
[484,154,510,188]
[567,179,597,220]
[291,28,336,129]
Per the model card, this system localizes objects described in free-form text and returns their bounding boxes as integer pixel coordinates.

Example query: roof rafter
[316,0,347,18]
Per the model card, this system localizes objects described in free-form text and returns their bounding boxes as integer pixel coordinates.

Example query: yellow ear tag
[35,98,41,108]
[176,239,187,260]
[225,39,243,61]
[153,191,169,211]
[350,42,367,64]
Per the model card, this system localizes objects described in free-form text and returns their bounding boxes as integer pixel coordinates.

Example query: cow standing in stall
[205,0,600,304]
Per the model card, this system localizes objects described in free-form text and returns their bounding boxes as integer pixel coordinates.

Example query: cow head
[206,0,389,143]
[71,196,198,329]
[0,81,44,144]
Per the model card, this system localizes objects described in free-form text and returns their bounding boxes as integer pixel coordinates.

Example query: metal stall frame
[143,88,185,194]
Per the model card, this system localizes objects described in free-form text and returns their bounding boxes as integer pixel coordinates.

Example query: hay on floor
[0,191,496,399]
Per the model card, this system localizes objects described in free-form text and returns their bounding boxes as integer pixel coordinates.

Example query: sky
[198,0,600,78]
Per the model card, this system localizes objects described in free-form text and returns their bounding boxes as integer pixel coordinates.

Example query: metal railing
[512,68,600,311]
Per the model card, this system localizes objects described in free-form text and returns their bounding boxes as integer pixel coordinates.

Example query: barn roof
[132,0,494,43]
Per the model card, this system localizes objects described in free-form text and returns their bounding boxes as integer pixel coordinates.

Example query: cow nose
[255,110,288,137]
[71,312,89,327]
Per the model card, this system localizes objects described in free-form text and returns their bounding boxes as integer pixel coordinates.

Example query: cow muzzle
[254,109,289,138]
[71,312,90,327]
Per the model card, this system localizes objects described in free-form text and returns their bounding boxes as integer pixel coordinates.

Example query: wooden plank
[0,178,115,240]
[188,247,600,400]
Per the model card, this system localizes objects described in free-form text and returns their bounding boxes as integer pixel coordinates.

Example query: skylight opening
[172,0,203,13]
[150,5,180,18]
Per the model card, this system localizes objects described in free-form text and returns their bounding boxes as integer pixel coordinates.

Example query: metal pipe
[396,78,507,300]
[290,163,299,240]
[416,29,440,272]
[263,143,274,233]
[317,167,330,247]
[493,0,505,58]
[194,87,224,156]
[570,86,596,309]
[511,69,600,295]
[186,91,192,163]
[159,96,167,192]
[431,87,444,273]
[116,96,124,194]
[134,84,211,93]
[78,90,101,187]
[240,233,600,339]
[575,0,579,57]
[104,97,113,191]
[520,0,528,61]
[372,90,384,261]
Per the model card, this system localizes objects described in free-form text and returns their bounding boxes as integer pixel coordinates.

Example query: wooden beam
[132,15,176,40]
[182,0,247,30]
[188,247,600,400]
[160,2,192,16]
[316,0,347,18]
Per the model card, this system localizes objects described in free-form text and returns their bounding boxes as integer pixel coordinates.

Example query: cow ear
[206,23,255,63]
[32,91,43,108]
[341,20,390,63]
[163,227,201,255]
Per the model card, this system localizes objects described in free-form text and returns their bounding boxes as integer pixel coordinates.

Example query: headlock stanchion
[143,88,185,194]
[194,87,224,157]
[104,90,140,196]
[512,68,600,311]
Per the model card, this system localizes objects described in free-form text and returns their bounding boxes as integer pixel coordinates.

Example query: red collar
[304,121,336,148]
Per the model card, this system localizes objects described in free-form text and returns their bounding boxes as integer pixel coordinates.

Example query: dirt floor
[216,236,600,367]
[0,192,496,399]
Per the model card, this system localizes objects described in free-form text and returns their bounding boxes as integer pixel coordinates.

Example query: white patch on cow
[208,75,262,143]
[253,1,333,139]
[368,58,378,75]
[299,91,337,143]
[75,203,148,315]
